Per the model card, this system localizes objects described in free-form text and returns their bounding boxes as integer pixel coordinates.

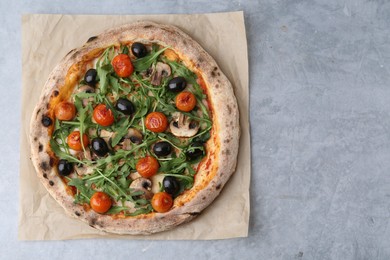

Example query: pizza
[29,21,239,235]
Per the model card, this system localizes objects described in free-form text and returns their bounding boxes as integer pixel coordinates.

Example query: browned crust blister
[30,21,240,235]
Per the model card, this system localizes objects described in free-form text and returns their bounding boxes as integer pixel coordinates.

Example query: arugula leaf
[121,45,129,55]
[133,45,168,72]
[50,139,85,165]
[106,206,129,215]
[67,178,94,202]
[110,117,130,147]
[97,64,113,95]
[164,59,198,86]
[126,204,153,216]
[108,75,121,93]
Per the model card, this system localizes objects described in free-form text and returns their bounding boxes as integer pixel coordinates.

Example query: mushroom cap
[169,112,200,137]
[129,177,154,200]
[151,62,172,86]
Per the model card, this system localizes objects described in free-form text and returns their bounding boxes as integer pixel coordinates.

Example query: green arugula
[133,45,169,72]
[50,43,212,217]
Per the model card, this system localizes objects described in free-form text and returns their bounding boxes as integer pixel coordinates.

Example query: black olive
[186,142,204,160]
[163,176,180,196]
[91,137,109,157]
[41,116,52,127]
[84,69,98,86]
[131,42,148,58]
[57,159,73,176]
[167,77,187,92]
[153,141,172,157]
[115,98,135,115]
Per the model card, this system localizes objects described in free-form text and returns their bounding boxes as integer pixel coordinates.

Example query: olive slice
[131,42,148,58]
[84,69,98,86]
[57,159,73,176]
[115,98,135,116]
[185,142,204,160]
[167,77,187,92]
[163,176,180,196]
[153,141,172,157]
[91,137,109,157]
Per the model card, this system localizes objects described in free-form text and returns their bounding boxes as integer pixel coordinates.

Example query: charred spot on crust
[71,50,80,59]
[38,144,43,152]
[217,72,221,76]
[188,212,200,216]
[53,90,59,97]
[215,84,219,89]
[227,105,232,114]
[43,173,47,179]
[49,180,54,186]
[211,71,216,77]
[222,149,231,156]
[66,48,76,56]
[75,211,81,216]
[36,108,41,116]
[213,67,218,71]
[216,184,221,190]
[183,39,187,45]
[224,138,231,144]
[202,196,206,200]
[89,218,97,227]
[40,161,49,171]
[34,137,38,141]
[87,36,98,43]
[144,25,153,29]
[41,115,52,127]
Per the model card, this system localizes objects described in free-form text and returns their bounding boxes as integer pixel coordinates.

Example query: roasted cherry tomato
[145,112,168,133]
[93,104,115,126]
[67,131,89,151]
[175,91,197,112]
[151,192,173,213]
[136,156,159,178]
[54,101,76,121]
[90,191,112,214]
[112,54,134,78]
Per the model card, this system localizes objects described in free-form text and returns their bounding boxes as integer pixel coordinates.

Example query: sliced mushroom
[151,174,165,194]
[151,62,171,86]
[129,177,154,200]
[125,128,143,144]
[170,112,200,137]
[75,148,95,175]
[129,171,141,180]
[100,129,114,144]
[76,85,95,106]
[75,163,95,176]
[121,138,132,151]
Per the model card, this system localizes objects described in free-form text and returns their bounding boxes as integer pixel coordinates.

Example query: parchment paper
[19,11,250,240]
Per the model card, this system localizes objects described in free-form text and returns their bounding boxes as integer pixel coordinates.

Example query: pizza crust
[30,21,239,235]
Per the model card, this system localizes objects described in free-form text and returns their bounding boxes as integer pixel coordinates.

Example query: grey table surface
[1,0,389,259]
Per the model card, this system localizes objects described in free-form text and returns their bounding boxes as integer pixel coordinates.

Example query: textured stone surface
[1,0,390,259]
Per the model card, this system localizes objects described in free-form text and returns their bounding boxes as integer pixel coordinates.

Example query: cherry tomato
[145,112,168,133]
[175,91,197,112]
[54,101,76,121]
[67,131,89,151]
[112,54,134,78]
[90,191,112,214]
[93,104,115,126]
[136,156,159,178]
[151,192,173,213]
